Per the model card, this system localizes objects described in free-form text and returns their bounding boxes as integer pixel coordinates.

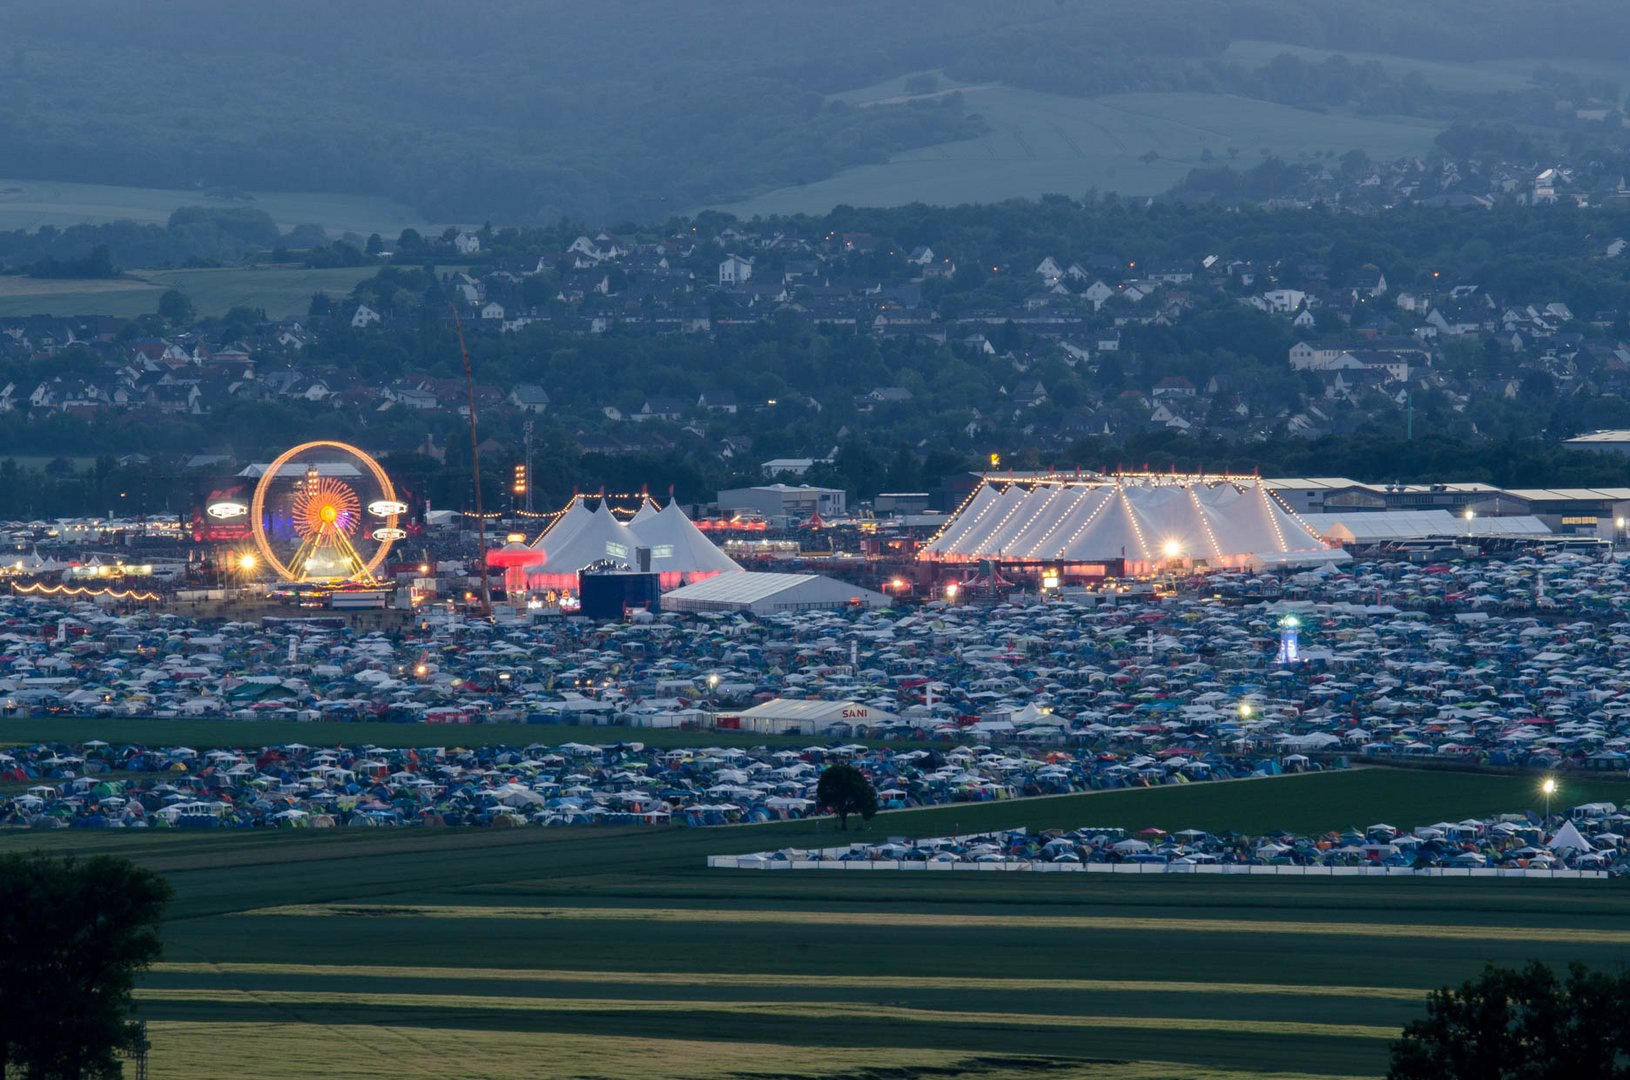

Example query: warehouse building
[724,697,898,736]
[716,484,846,522]
[1302,510,1552,546]
[662,571,889,615]
[1564,430,1630,455]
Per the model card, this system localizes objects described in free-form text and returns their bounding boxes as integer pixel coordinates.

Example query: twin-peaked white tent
[524,496,741,591]
[920,477,1346,573]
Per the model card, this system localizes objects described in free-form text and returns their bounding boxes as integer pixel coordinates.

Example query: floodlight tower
[1276,613,1301,666]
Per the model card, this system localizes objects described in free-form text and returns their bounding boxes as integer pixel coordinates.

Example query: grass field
[0,265,385,318]
[712,81,1442,217]
[6,767,1630,1078]
[1219,41,1536,95]
[0,177,428,237]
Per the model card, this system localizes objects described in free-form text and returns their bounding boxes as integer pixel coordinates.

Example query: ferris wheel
[249,440,405,585]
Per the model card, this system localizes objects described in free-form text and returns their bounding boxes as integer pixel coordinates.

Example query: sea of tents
[4,548,1630,776]
[725,809,1630,875]
[0,739,1296,830]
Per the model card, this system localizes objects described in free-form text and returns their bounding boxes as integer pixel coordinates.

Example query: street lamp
[1541,776,1557,822]
[1463,507,1475,541]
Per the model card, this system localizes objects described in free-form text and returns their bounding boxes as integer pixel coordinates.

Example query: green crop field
[5,766,1629,1078]
[712,81,1443,218]
[0,177,429,237]
[0,265,384,319]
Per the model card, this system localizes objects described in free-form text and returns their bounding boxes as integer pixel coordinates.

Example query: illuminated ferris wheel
[250,440,404,585]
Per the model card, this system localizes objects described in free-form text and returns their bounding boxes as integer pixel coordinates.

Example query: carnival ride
[249,441,403,585]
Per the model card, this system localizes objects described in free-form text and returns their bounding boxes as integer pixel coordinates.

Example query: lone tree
[1389,961,1630,1079]
[816,763,877,830]
[0,852,171,1079]
[155,289,194,327]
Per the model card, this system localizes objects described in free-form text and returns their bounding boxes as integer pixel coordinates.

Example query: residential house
[508,385,551,414]
[633,398,688,422]
[1152,376,1196,399]
[719,255,754,286]
[1011,380,1048,407]
[697,390,739,414]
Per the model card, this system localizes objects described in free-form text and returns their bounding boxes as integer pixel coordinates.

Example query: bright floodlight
[1239,702,1253,718]
[1162,539,1183,559]
[238,553,257,571]
[1542,777,1557,796]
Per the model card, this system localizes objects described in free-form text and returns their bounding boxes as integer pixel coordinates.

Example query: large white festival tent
[525,496,742,591]
[920,475,1348,574]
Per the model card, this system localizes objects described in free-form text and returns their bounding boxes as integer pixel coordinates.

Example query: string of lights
[1024,486,1096,558]
[1256,480,1292,556]
[1117,481,1153,562]
[1050,488,1113,559]
[14,583,161,601]
[1000,484,1062,559]
[1188,485,1224,560]
[1263,483,1332,544]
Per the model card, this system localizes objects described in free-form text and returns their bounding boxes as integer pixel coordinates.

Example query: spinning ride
[250,440,403,584]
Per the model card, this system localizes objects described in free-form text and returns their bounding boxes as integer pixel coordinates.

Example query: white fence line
[705,855,1607,880]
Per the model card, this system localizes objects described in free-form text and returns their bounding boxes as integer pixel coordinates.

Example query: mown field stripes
[143,1022,1374,1080]
[245,903,1630,946]
[151,962,1427,1001]
[136,990,1400,1040]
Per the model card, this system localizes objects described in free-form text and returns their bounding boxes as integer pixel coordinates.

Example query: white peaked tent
[526,497,741,591]
[1548,820,1593,853]
[921,478,1346,572]
[528,501,641,590]
[629,498,662,528]
[631,500,742,587]
[532,496,596,552]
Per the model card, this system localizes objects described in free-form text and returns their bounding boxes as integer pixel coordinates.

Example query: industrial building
[716,484,846,522]
[1564,430,1630,455]
[662,572,889,615]
[724,697,897,736]
[1301,511,1552,546]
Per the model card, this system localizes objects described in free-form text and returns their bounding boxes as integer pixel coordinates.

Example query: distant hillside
[3,0,1630,224]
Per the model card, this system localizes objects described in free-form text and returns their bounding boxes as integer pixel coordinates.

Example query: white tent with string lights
[919,476,1346,573]
[525,496,741,591]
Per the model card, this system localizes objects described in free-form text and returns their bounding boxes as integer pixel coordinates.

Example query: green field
[5,766,1629,1079]
[0,177,429,237]
[1220,41,1536,95]
[0,265,385,319]
[712,81,1443,217]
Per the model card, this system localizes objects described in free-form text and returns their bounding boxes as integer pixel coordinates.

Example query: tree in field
[0,853,172,1080]
[156,289,194,326]
[1389,961,1630,1080]
[816,763,877,830]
